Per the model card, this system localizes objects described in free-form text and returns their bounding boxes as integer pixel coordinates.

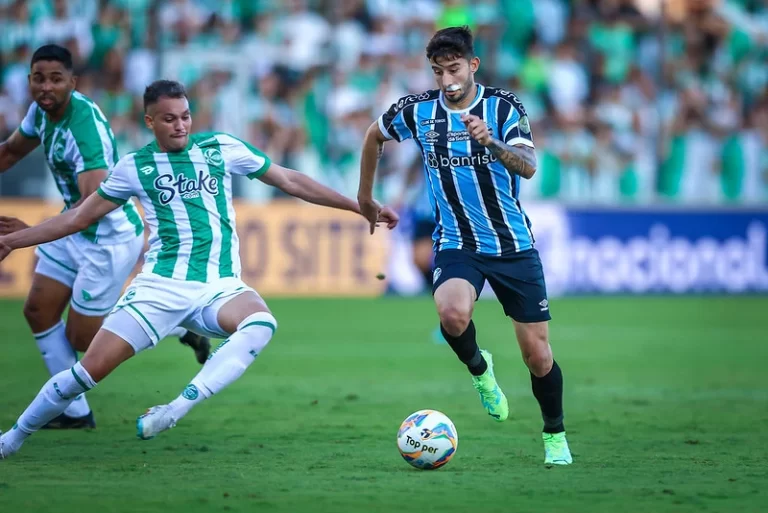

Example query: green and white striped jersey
[19,92,144,243]
[97,132,272,283]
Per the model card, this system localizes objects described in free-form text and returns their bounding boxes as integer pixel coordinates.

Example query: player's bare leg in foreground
[434,278,509,421]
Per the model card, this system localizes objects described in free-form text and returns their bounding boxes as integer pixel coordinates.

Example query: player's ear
[469,56,480,74]
[144,113,153,130]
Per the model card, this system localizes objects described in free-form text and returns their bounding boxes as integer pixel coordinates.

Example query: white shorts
[102,273,260,354]
[35,234,144,317]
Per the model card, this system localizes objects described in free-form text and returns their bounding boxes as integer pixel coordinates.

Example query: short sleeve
[499,94,534,148]
[377,97,416,142]
[214,133,271,179]
[19,103,39,139]
[97,154,136,205]
[69,104,113,173]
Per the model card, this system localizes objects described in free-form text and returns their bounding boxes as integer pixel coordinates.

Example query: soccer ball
[396,409,458,470]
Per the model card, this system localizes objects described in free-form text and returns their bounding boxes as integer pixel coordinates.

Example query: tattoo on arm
[487,139,537,179]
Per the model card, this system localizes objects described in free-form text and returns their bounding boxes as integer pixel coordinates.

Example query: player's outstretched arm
[258,162,399,233]
[0,193,120,261]
[0,129,41,173]
[357,121,390,231]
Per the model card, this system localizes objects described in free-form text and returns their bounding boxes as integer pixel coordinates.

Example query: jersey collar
[439,83,484,114]
[149,137,195,153]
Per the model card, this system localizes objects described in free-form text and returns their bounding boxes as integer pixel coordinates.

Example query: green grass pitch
[0,296,766,512]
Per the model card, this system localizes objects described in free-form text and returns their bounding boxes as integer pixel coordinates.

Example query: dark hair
[426,26,475,62]
[143,80,188,110]
[30,44,73,70]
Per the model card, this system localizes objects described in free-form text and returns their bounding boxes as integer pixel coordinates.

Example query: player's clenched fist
[461,113,492,146]
[377,206,400,231]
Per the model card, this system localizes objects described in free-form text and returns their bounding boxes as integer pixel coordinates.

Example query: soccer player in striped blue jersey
[358,27,572,465]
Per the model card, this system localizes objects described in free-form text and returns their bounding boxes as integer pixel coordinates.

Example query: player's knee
[236,311,278,352]
[66,327,93,353]
[65,315,103,352]
[524,345,553,377]
[438,304,471,337]
[23,299,55,332]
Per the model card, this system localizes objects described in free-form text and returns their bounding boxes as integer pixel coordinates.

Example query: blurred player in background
[411,183,449,345]
[394,159,447,344]
[0,79,398,458]
[358,26,572,465]
[0,45,210,430]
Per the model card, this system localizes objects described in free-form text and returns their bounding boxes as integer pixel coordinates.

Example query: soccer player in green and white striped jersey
[0,79,398,457]
[0,45,211,430]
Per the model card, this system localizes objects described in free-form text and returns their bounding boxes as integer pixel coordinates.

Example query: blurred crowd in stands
[0,0,766,204]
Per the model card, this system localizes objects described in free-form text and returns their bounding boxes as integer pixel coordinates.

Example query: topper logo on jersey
[426,151,498,169]
[154,170,219,204]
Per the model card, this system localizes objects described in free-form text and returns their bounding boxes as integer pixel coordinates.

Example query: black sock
[530,360,565,433]
[440,321,487,376]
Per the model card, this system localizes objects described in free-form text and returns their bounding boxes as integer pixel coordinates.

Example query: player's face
[28,60,75,114]
[145,97,192,152]
[430,55,479,106]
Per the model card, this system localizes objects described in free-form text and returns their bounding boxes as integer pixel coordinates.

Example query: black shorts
[431,248,551,323]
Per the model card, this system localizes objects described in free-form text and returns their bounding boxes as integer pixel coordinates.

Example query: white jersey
[97,132,271,283]
[20,92,143,243]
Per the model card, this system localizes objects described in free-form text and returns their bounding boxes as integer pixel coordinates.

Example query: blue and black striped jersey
[378,84,535,256]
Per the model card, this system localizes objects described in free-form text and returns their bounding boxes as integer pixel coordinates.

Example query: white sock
[168,312,277,420]
[5,363,97,453]
[34,321,91,418]
[169,327,188,338]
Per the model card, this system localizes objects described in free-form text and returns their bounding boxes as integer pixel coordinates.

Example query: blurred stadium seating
[1,0,766,203]
[0,0,766,297]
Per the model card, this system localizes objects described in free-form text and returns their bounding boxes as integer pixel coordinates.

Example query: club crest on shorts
[433,267,442,283]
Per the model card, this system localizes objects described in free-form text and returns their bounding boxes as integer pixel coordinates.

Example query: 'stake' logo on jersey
[154,170,220,205]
